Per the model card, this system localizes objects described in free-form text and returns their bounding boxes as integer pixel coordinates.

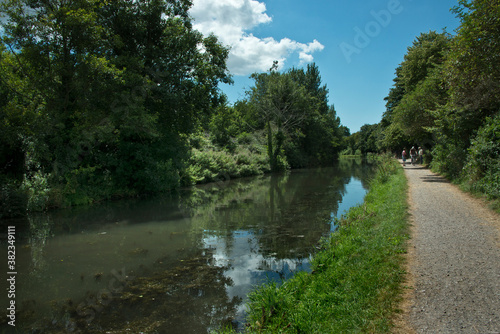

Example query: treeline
[346,0,499,202]
[0,0,346,217]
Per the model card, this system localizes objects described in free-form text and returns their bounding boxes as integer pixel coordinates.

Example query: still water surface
[1,159,374,333]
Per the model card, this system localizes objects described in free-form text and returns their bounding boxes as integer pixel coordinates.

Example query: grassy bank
[220,156,409,333]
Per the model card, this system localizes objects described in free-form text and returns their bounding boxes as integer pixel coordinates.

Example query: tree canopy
[246,63,344,171]
[1,1,346,214]
[0,0,232,209]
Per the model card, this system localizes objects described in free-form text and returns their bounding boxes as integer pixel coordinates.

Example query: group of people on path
[401,146,423,166]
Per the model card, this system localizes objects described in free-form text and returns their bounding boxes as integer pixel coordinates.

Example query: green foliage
[246,63,344,171]
[380,31,451,152]
[448,0,500,113]
[300,105,344,166]
[209,104,242,150]
[425,0,500,184]
[0,178,27,218]
[393,66,449,144]
[190,149,239,183]
[462,114,500,199]
[371,153,399,184]
[399,31,451,93]
[249,68,310,171]
[234,100,262,131]
[185,133,269,185]
[378,123,412,154]
[358,123,381,155]
[21,171,52,211]
[0,0,231,210]
[430,105,480,178]
[0,46,42,182]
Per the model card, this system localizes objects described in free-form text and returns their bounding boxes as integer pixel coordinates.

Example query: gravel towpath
[396,162,500,334]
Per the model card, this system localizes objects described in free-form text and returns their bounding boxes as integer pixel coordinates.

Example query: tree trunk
[267,120,275,171]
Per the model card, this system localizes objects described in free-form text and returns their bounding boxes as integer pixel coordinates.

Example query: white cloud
[190,0,324,76]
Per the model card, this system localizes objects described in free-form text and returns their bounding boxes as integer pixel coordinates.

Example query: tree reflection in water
[0,158,374,333]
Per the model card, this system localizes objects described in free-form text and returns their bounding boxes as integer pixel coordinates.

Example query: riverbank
[218,156,409,333]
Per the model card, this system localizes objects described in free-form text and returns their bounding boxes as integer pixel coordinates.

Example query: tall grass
[219,156,409,333]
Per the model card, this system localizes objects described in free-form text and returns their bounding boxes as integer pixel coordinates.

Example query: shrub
[189,149,238,183]
[284,140,308,168]
[186,137,270,185]
[22,171,51,211]
[462,114,500,199]
[142,159,181,193]
[62,166,112,206]
[431,140,469,178]
[236,132,253,145]
[371,153,398,184]
[0,179,27,218]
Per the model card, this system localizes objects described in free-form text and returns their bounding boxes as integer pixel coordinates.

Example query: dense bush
[0,179,27,218]
[430,139,469,179]
[0,0,231,212]
[462,114,500,199]
[185,133,269,185]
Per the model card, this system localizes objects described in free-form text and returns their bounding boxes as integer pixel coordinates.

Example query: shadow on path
[403,166,427,170]
[420,175,450,183]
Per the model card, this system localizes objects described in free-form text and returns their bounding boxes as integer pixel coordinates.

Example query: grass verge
[219,155,409,333]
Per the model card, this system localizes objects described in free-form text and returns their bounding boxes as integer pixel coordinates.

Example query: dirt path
[396,162,500,334]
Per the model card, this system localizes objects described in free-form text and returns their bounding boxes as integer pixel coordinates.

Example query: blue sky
[190,0,461,133]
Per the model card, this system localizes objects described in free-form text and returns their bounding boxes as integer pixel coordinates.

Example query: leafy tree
[295,104,343,166]
[234,99,261,131]
[1,0,124,180]
[393,66,449,145]
[209,102,242,150]
[0,45,40,182]
[381,31,451,152]
[378,123,412,155]
[343,131,360,155]
[358,124,380,155]
[289,63,329,115]
[0,0,232,205]
[249,66,311,171]
[289,64,343,166]
[102,0,231,192]
[447,0,500,113]
[431,0,500,177]
[399,31,450,93]
[462,114,500,199]
[246,63,344,170]
[382,66,405,127]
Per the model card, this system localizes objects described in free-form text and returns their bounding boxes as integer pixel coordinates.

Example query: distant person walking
[418,147,424,164]
[402,148,407,166]
[410,146,417,166]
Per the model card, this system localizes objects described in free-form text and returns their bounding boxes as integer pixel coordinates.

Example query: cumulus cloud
[190,0,324,76]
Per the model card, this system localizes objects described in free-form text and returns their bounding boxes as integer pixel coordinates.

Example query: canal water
[0,159,374,333]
